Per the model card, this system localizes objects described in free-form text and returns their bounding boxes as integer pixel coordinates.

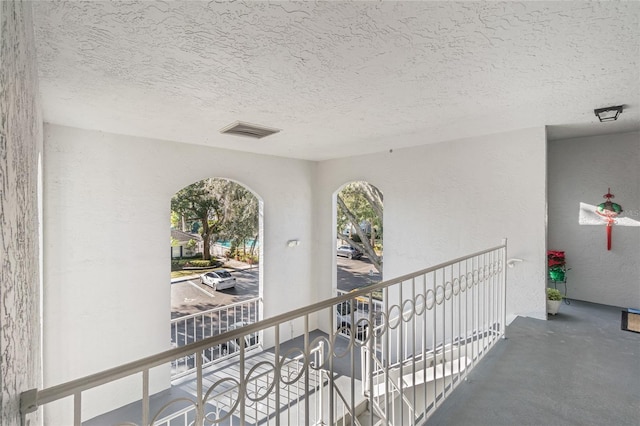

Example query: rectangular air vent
[220,121,281,139]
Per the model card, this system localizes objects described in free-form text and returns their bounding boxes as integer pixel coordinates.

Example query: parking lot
[171,257,381,318]
[171,268,259,318]
[170,257,382,368]
[336,255,381,291]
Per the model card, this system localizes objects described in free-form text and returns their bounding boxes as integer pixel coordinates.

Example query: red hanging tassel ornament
[596,189,622,251]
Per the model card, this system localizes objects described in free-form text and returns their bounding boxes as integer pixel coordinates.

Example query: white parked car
[200,269,236,291]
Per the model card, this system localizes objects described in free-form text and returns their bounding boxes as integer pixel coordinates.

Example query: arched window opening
[169,177,263,375]
[335,181,383,293]
[336,181,383,276]
[334,181,384,338]
[171,178,260,264]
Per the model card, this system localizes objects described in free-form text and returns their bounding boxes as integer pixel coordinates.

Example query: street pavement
[171,266,258,318]
[171,257,381,317]
[336,256,381,291]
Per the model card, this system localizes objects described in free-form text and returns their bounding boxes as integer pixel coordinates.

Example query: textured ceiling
[32,1,640,161]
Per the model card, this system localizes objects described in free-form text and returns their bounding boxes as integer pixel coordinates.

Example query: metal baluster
[432,270,437,411]
[73,392,81,426]
[304,315,310,426]
[456,261,461,389]
[422,273,428,421]
[195,351,203,425]
[449,264,454,397]
[398,278,404,426]
[411,277,417,424]
[367,291,375,426]
[472,256,476,369]
[492,251,496,343]
[236,330,245,424]
[329,306,335,426]
[441,266,446,402]
[481,254,485,353]
[142,369,149,425]
[501,240,508,339]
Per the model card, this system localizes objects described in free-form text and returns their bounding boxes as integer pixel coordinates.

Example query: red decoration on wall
[595,188,623,250]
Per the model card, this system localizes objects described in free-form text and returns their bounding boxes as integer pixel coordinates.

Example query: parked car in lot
[220,321,260,356]
[337,245,363,259]
[200,269,236,291]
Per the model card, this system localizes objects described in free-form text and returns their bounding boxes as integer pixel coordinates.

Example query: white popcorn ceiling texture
[33,1,639,161]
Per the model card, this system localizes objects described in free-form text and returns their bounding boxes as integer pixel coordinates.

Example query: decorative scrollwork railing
[20,242,506,426]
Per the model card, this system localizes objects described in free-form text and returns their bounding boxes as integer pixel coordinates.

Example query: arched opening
[169,177,263,374]
[333,181,383,338]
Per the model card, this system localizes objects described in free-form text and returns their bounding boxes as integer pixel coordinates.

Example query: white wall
[43,124,315,421]
[44,123,548,421]
[0,2,43,425]
[548,132,640,307]
[314,127,548,323]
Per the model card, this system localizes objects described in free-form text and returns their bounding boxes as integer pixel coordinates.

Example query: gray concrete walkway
[428,300,640,426]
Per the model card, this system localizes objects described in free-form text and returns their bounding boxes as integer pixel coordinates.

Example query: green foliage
[218,184,259,257]
[171,178,259,261]
[188,260,214,268]
[337,181,384,272]
[170,211,181,228]
[186,239,197,250]
[171,258,223,271]
[547,288,562,301]
[224,248,259,264]
[337,182,383,239]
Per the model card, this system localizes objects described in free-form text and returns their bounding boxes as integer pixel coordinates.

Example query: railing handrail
[22,243,506,414]
[171,296,262,323]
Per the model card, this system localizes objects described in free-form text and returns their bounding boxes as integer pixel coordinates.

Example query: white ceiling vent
[220,121,281,139]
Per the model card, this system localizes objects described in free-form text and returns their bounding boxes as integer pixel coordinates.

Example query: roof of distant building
[171,229,203,242]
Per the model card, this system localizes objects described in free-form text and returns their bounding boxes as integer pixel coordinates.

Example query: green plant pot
[548,268,565,282]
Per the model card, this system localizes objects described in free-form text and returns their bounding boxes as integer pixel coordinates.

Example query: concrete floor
[428,300,640,426]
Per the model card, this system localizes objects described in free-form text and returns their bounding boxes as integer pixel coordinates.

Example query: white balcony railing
[21,242,507,425]
[171,297,262,378]
[336,289,384,341]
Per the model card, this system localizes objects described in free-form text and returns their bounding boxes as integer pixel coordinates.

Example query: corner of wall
[0,1,43,424]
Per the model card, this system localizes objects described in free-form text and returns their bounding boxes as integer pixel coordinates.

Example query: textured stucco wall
[314,127,548,322]
[548,132,640,307]
[43,124,315,422]
[0,1,43,425]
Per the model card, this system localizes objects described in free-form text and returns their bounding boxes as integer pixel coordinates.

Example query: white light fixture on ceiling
[594,105,623,122]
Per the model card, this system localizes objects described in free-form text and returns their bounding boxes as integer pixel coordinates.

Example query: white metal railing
[171,297,262,379]
[336,289,384,341]
[359,242,507,424]
[155,344,327,425]
[20,242,506,426]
